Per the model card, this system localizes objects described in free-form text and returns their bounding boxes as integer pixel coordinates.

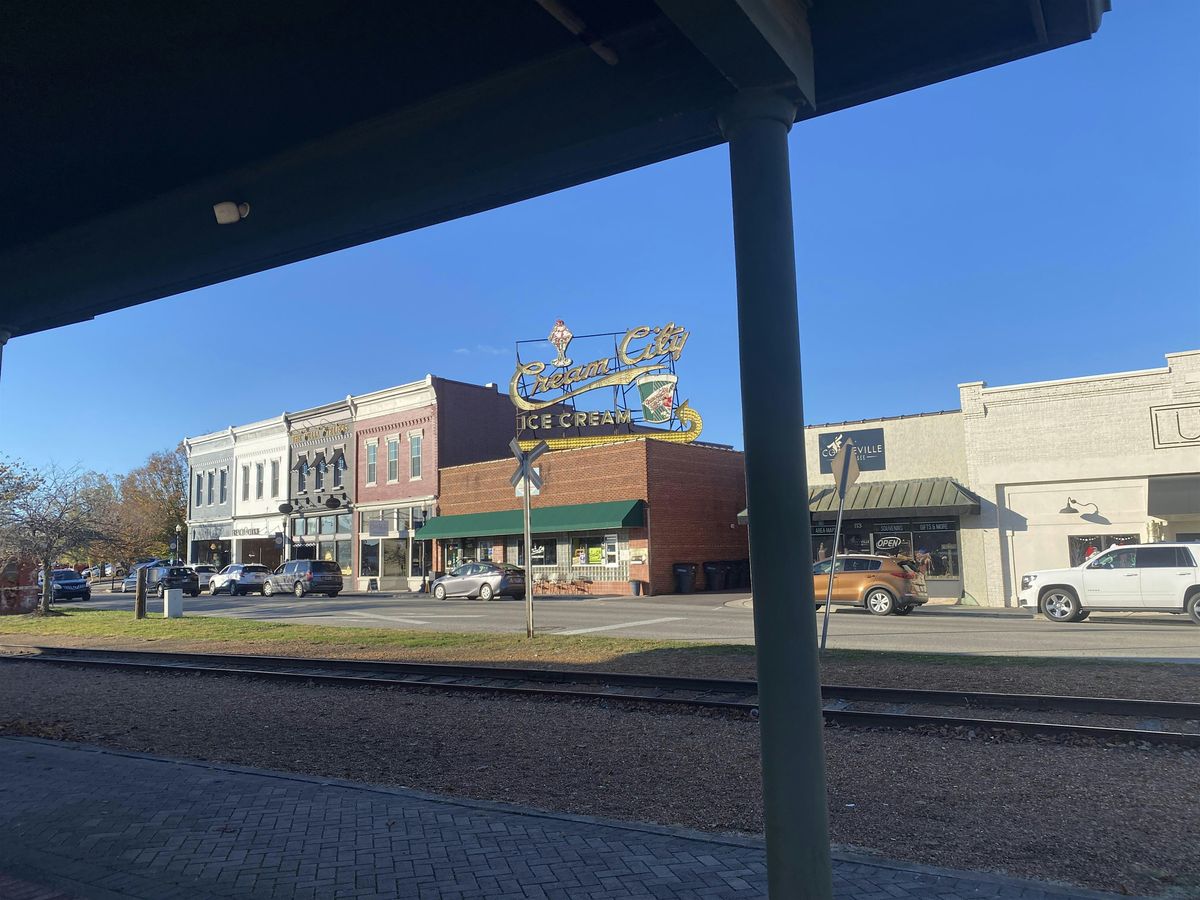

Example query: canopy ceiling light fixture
[212,201,250,224]
[1059,497,1099,515]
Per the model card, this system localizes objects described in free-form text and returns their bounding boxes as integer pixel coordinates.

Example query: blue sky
[2,1,1197,475]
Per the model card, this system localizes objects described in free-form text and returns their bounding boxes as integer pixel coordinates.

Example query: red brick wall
[436,440,748,595]
[354,402,438,504]
[437,441,650,516]
[645,442,748,593]
[433,379,521,472]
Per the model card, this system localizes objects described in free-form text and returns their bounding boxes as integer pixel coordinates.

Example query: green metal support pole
[720,90,833,900]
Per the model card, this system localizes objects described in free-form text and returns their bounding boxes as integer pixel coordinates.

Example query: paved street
[0,736,1120,900]
[77,589,1200,661]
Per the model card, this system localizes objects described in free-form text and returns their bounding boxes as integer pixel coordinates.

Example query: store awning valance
[414,500,645,541]
[737,478,980,524]
[1148,474,1200,517]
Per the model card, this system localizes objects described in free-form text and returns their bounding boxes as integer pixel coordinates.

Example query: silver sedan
[432,562,525,601]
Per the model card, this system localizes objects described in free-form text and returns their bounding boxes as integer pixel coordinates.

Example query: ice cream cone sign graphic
[548,319,573,368]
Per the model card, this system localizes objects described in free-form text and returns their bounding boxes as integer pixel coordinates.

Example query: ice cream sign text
[510,320,702,451]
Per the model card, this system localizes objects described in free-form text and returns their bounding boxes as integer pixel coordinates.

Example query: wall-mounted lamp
[1059,497,1100,515]
[213,201,250,224]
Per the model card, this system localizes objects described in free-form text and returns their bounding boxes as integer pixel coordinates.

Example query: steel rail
[2,645,1198,748]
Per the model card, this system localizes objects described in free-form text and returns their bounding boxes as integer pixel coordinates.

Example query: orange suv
[812,554,928,616]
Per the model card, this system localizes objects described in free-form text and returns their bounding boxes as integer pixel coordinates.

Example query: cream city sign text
[510,320,702,451]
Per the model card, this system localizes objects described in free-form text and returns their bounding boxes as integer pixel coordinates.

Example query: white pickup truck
[1018,543,1200,624]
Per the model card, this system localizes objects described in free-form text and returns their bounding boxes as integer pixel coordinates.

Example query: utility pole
[134,566,147,619]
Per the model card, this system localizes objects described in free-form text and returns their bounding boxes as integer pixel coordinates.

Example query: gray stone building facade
[803,350,1200,607]
[184,429,235,566]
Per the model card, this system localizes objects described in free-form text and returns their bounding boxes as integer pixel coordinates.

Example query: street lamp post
[175,524,183,564]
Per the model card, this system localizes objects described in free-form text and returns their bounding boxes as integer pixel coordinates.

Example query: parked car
[121,571,139,592]
[36,569,91,601]
[811,554,927,616]
[263,559,343,598]
[145,564,200,598]
[1019,543,1200,624]
[432,562,525,601]
[208,563,270,596]
[189,564,217,591]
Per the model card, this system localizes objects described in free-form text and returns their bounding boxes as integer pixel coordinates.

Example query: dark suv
[146,564,200,598]
[264,559,343,598]
[38,569,91,601]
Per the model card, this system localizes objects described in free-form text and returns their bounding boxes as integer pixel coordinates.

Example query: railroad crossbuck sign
[509,439,547,491]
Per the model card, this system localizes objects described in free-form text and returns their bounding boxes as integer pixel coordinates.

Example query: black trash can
[673,563,697,594]
[702,561,726,592]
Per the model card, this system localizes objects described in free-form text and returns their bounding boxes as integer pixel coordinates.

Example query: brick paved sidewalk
[0,737,1125,900]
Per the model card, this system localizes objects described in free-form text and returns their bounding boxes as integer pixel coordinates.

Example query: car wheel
[434,584,447,601]
[1041,588,1083,623]
[294,581,306,598]
[865,588,895,616]
[1187,592,1200,626]
[326,592,339,598]
[893,605,913,616]
[210,582,221,596]
[263,581,274,597]
[479,583,495,601]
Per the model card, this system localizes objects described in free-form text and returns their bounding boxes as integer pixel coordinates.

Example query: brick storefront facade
[434,440,748,595]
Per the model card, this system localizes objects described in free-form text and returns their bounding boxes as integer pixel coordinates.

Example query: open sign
[874,536,903,551]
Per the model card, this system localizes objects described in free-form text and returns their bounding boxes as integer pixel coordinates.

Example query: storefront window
[444,540,462,569]
[571,535,615,566]
[518,538,559,567]
[336,540,351,576]
[292,518,306,537]
[360,539,380,577]
[1067,534,1139,567]
[811,518,962,579]
[337,514,351,534]
[382,539,407,576]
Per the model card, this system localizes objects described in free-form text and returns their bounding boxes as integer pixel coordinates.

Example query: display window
[571,534,618,567]
[360,539,380,577]
[811,517,961,579]
[1067,534,1139,567]
[517,538,559,567]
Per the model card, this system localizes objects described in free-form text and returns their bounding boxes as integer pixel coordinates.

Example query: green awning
[414,500,645,541]
[737,478,980,524]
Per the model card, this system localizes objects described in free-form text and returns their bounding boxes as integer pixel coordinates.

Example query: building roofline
[805,409,960,430]
[977,365,1168,395]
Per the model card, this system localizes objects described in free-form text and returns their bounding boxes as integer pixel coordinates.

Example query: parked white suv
[208,564,270,596]
[1018,543,1200,624]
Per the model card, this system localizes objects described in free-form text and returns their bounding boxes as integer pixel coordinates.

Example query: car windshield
[52,571,79,580]
[243,565,269,573]
[311,561,340,573]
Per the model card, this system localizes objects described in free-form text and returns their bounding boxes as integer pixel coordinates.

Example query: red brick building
[352,377,516,590]
[418,440,748,595]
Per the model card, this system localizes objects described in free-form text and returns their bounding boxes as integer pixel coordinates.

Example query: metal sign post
[510,438,548,638]
[820,439,859,652]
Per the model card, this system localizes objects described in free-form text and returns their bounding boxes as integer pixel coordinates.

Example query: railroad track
[3,644,1198,749]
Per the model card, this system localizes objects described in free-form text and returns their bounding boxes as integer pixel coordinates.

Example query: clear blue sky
[2,1,1197,476]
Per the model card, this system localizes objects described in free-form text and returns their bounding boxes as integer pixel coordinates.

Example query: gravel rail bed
[0,659,1196,897]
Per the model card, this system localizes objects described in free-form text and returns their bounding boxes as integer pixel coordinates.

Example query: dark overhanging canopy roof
[736,477,981,523]
[414,500,646,541]
[0,0,1107,340]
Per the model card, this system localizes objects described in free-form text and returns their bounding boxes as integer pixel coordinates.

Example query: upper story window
[332,451,345,488]
[387,438,399,482]
[409,434,423,479]
[195,474,203,509]
[241,465,250,501]
[255,463,264,499]
[366,442,378,485]
[270,460,280,498]
[298,459,308,493]
[206,471,214,505]
[219,469,228,504]
[315,457,326,490]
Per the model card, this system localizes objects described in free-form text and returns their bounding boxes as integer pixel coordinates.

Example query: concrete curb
[0,736,1140,900]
